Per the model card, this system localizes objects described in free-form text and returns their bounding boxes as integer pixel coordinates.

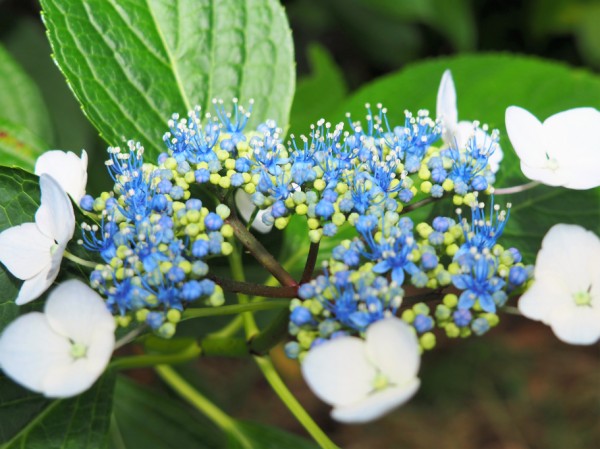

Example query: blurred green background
[1,0,599,448]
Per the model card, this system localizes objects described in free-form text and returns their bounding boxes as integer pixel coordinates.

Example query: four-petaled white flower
[519,224,600,345]
[436,69,504,173]
[0,280,115,397]
[505,106,600,190]
[301,317,421,423]
[234,190,273,233]
[0,174,75,305]
[35,150,88,203]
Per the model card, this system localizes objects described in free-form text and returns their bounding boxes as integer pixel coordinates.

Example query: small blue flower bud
[271,200,287,218]
[508,248,522,263]
[146,312,164,329]
[80,194,94,211]
[398,189,414,203]
[421,252,438,270]
[432,216,450,232]
[181,281,202,301]
[152,194,169,212]
[157,179,172,194]
[235,158,252,172]
[195,168,210,183]
[323,223,337,237]
[204,212,224,231]
[167,266,185,283]
[199,279,215,296]
[315,200,334,219]
[343,249,360,267]
[192,240,210,258]
[414,314,434,333]
[186,198,202,210]
[290,307,313,326]
[508,266,528,286]
[453,309,472,327]
[170,186,184,200]
[284,341,301,359]
[472,176,488,191]
[298,284,315,299]
[471,317,490,335]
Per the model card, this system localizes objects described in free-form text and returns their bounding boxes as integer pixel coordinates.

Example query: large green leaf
[111,377,224,449]
[0,44,53,148]
[40,0,296,159]
[288,44,347,136]
[332,53,600,261]
[0,373,115,448]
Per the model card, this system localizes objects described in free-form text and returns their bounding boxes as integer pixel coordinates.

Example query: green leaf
[0,44,53,149]
[111,377,224,449]
[332,53,600,262]
[228,421,318,449]
[0,119,48,171]
[40,0,296,159]
[0,373,115,448]
[289,44,347,135]
[3,17,99,153]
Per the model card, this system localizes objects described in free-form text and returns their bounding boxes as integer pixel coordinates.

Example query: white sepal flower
[505,107,600,189]
[436,69,503,173]
[0,174,75,305]
[35,150,88,203]
[234,189,273,233]
[519,224,600,345]
[301,317,421,423]
[0,280,115,397]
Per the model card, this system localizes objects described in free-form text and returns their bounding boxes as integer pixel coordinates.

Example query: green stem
[155,365,253,449]
[63,250,98,269]
[209,275,297,298]
[254,356,340,449]
[248,309,290,355]
[182,300,289,320]
[227,239,259,337]
[111,343,201,370]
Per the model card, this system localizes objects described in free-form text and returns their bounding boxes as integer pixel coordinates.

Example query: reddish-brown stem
[300,242,320,284]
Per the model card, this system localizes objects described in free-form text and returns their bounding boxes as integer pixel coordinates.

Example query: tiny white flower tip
[0,280,115,398]
[505,106,600,189]
[518,224,600,345]
[35,150,88,203]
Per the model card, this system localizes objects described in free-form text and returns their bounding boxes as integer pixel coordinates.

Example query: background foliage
[0,0,598,448]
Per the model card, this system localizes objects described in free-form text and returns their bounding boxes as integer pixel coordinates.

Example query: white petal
[536,224,600,293]
[488,144,503,174]
[0,312,71,393]
[42,357,108,398]
[505,106,546,169]
[45,280,115,345]
[331,379,420,424]
[35,150,88,203]
[518,279,568,324]
[543,108,600,189]
[301,337,376,407]
[519,162,567,187]
[549,304,600,345]
[35,174,75,244]
[15,267,58,305]
[0,223,53,280]
[365,318,420,385]
[436,70,458,144]
[234,190,273,233]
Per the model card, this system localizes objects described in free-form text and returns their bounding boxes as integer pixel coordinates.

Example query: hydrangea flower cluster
[286,197,533,361]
